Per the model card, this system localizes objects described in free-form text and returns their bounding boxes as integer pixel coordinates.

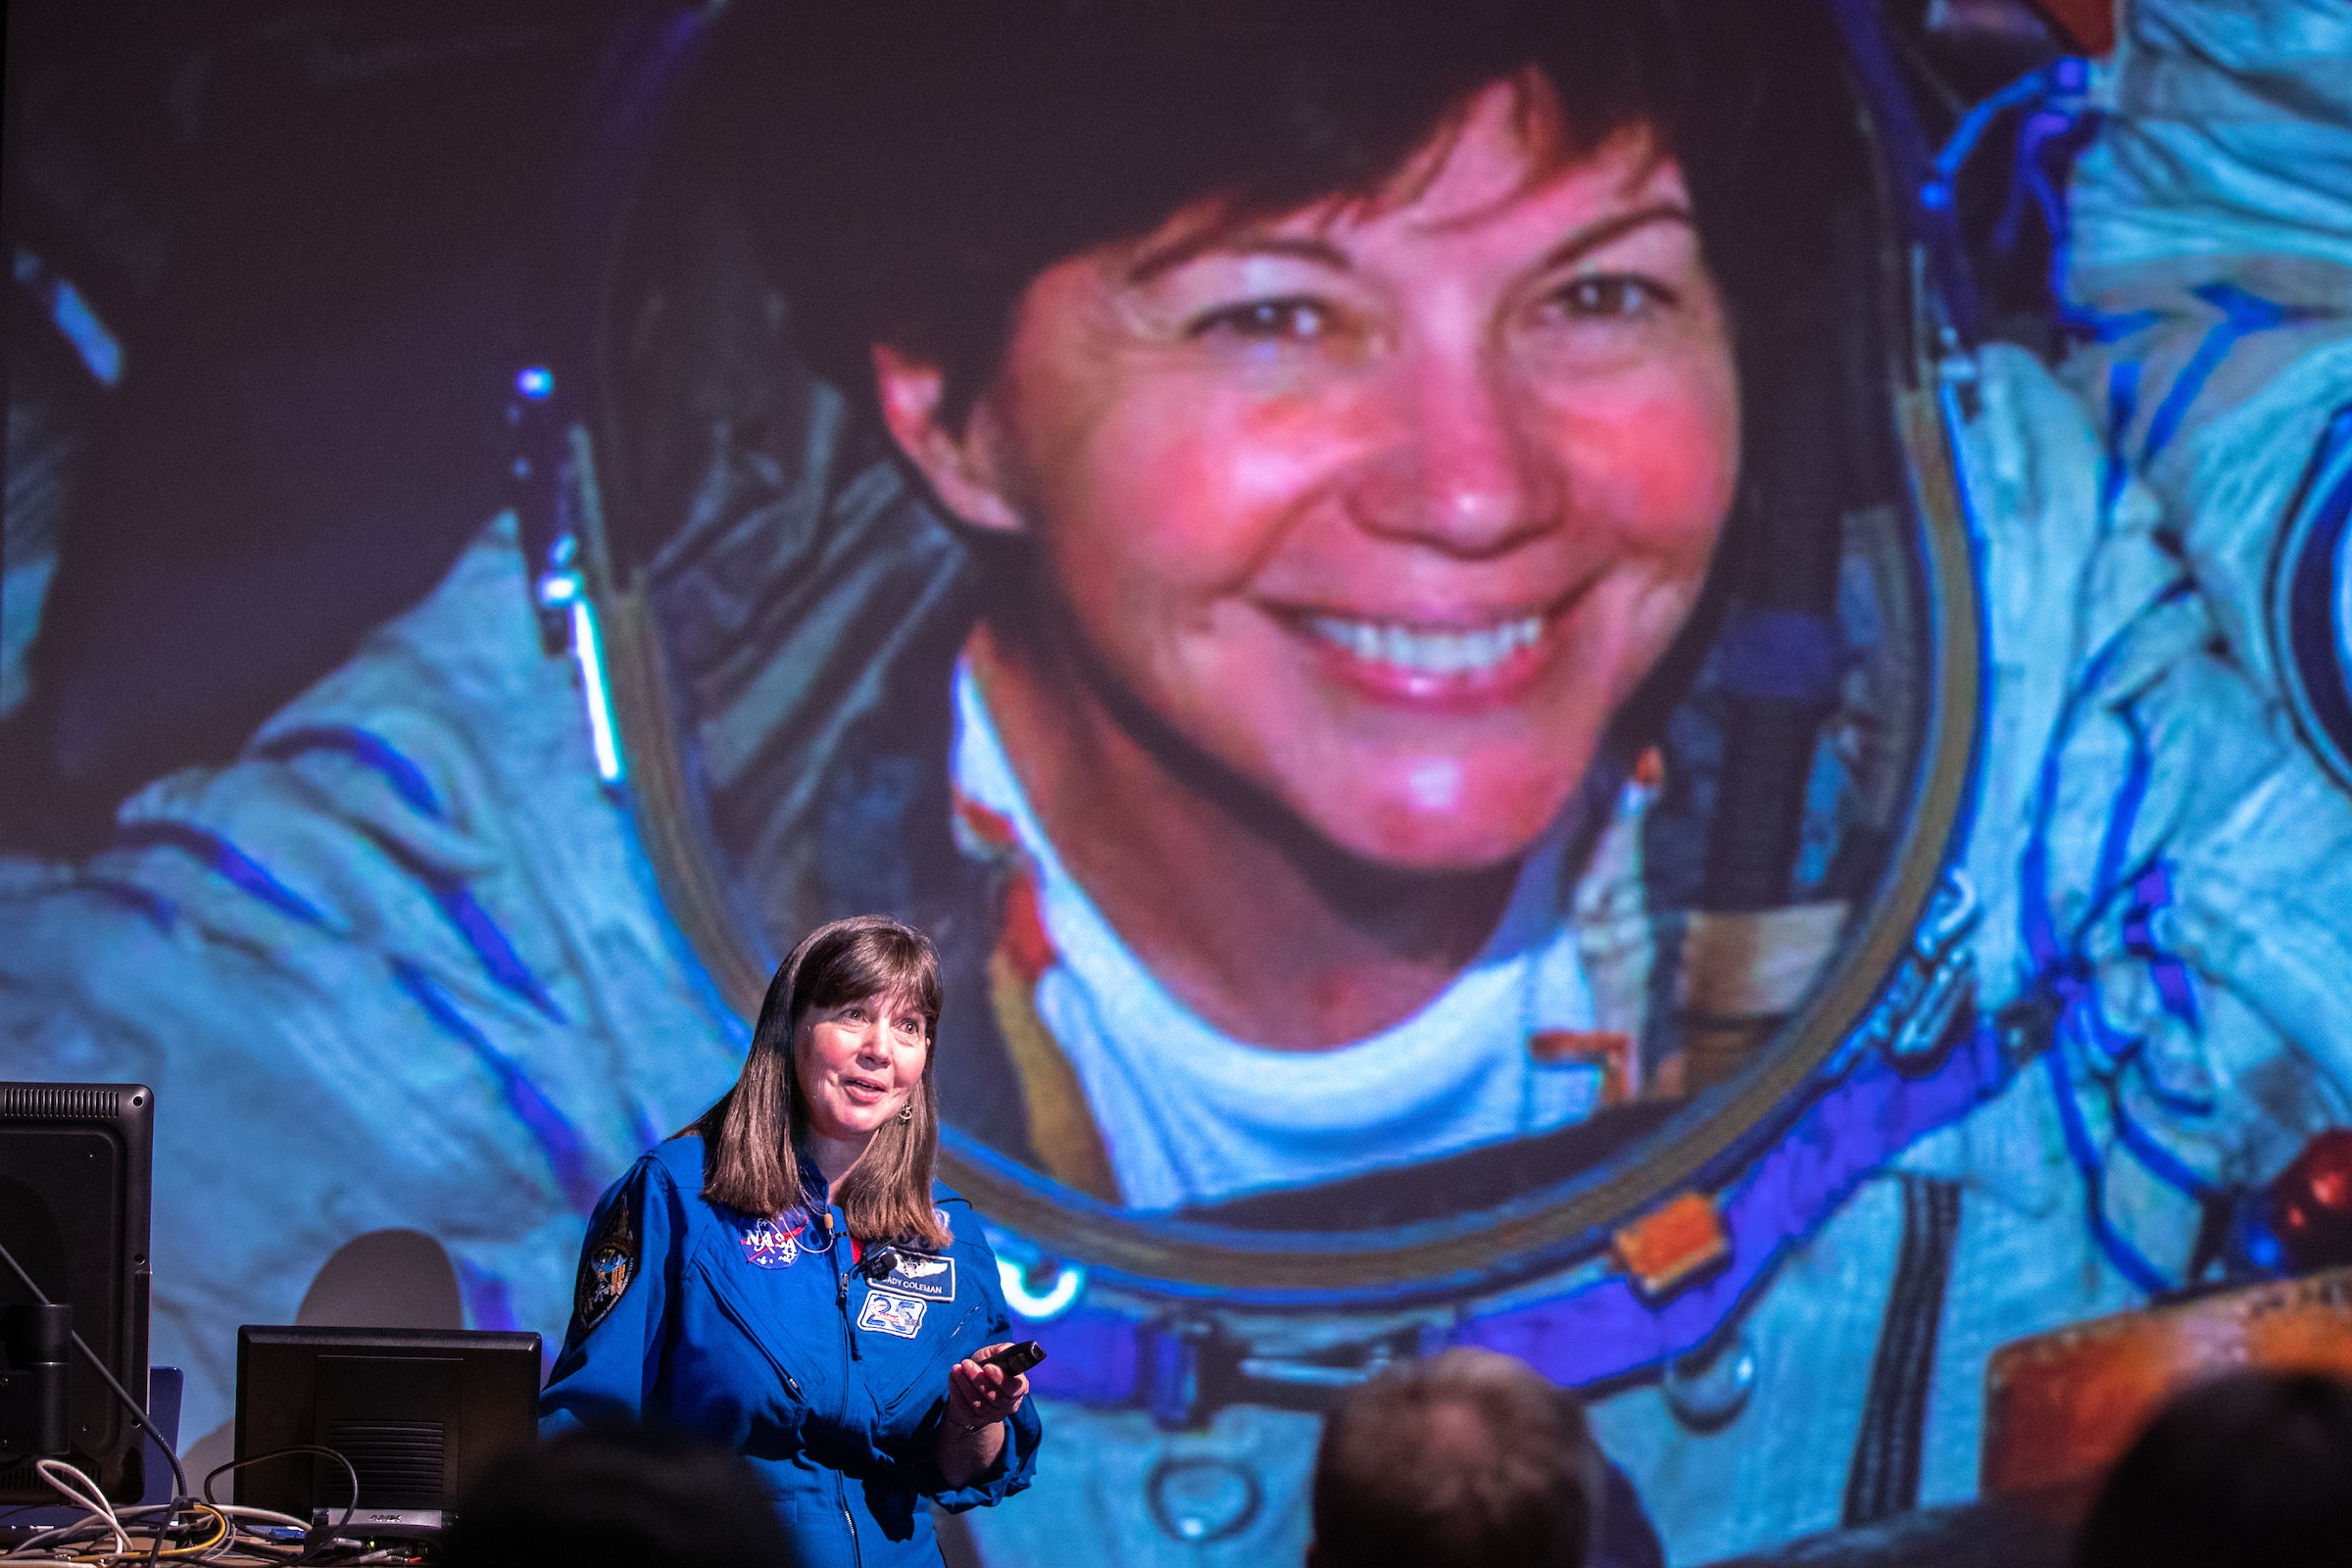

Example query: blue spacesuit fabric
[541,1137,1042,1568]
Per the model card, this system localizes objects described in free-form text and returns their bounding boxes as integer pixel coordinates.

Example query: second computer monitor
[234,1325,540,1520]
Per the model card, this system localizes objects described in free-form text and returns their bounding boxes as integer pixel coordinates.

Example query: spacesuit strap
[1567,750,1662,1086]
[1004,1023,2013,1421]
[964,835,1120,1203]
[1676,902,1851,1095]
[1458,1017,2009,1391]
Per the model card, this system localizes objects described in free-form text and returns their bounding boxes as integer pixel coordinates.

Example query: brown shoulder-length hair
[690,914,950,1250]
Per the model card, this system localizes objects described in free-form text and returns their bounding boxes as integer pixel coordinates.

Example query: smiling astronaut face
[613,0,1960,1249]
[797,991,931,1144]
[878,80,1739,871]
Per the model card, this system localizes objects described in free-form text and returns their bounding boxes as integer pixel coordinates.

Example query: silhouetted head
[445,1420,794,1568]
[2075,1370,2352,1568]
[1310,1348,1596,1568]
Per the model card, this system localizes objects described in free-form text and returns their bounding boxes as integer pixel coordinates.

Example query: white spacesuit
[4,1,2350,1562]
[1574,3,2352,1555]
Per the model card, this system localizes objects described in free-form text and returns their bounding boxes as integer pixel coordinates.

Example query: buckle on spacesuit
[1834,869,1984,1076]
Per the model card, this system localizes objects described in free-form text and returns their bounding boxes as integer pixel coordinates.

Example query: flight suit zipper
[704,1272,807,1404]
[833,1229,863,1568]
[702,1255,832,1553]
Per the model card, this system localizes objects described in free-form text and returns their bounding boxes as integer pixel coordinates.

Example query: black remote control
[975,1340,1048,1376]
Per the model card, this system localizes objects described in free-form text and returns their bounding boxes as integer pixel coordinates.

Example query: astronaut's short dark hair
[714,0,1861,422]
[1310,1348,1597,1568]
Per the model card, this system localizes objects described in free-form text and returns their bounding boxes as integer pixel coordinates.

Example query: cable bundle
[0,1450,416,1566]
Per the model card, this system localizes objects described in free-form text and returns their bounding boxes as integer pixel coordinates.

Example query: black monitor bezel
[233,1325,541,1517]
[0,1081,154,1504]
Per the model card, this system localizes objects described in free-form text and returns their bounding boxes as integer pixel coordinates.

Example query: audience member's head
[445,1420,793,1567]
[1310,1348,1596,1568]
[2074,1369,2352,1568]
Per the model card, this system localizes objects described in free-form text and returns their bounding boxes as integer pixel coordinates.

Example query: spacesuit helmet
[536,0,1983,1309]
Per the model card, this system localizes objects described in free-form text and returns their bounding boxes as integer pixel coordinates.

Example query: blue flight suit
[541,1135,1043,1567]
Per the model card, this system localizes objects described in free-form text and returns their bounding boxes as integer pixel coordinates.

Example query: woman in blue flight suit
[542,915,1044,1567]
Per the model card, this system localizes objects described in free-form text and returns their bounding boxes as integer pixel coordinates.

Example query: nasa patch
[858,1290,927,1339]
[740,1217,801,1269]
[572,1186,639,1336]
[871,1250,956,1303]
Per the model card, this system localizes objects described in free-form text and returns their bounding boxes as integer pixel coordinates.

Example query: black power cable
[0,1235,188,1505]
[205,1444,359,1531]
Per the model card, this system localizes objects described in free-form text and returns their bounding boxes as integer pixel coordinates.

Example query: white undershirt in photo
[952,662,1641,1211]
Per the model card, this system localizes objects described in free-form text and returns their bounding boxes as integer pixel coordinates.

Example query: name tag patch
[858,1291,927,1338]
[739,1218,800,1269]
[873,1250,956,1303]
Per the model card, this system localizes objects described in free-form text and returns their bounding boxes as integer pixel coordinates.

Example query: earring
[897,1104,914,1124]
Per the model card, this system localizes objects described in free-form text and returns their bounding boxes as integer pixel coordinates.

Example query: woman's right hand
[946,1343,1031,1435]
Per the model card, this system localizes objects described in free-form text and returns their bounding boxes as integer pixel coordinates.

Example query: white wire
[1,1520,125,1562]
[2,1488,306,1566]
[28,1459,127,1559]
[1,1516,116,1560]
[0,1515,102,1560]
[118,1502,312,1532]
[3,1514,295,1566]
[1,1496,289,1564]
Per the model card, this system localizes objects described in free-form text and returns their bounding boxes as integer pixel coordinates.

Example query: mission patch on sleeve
[572,1183,641,1336]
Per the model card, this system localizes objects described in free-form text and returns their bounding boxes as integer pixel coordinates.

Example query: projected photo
[584,0,1965,1272]
[13,0,2350,1560]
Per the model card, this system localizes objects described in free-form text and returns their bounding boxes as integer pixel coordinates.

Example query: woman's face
[885,80,1739,869]
[796,991,930,1144]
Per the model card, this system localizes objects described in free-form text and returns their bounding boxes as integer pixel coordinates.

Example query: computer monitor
[0,1081,154,1504]
[234,1325,540,1522]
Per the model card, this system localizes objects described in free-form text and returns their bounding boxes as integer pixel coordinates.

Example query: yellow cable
[160,1503,231,1557]
[55,1502,236,1564]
